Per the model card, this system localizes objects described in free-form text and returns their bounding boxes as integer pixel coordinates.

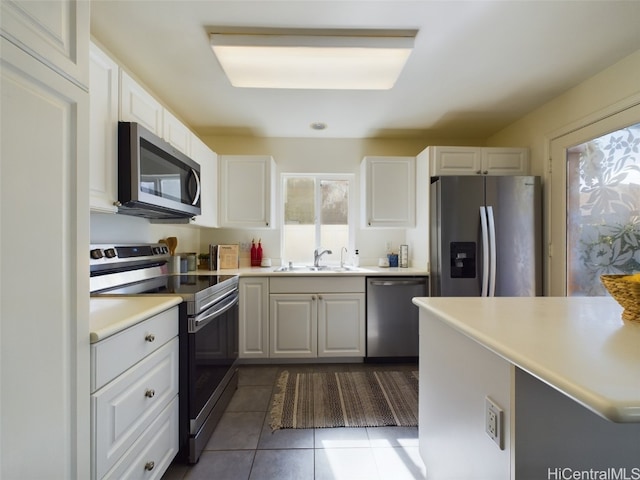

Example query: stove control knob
[90,249,104,260]
[104,248,117,258]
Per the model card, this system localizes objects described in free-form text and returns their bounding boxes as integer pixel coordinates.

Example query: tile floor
[162,363,426,480]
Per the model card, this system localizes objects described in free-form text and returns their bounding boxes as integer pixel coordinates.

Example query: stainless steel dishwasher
[366,277,428,359]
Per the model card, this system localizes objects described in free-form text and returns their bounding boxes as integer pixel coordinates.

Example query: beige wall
[486,49,640,175]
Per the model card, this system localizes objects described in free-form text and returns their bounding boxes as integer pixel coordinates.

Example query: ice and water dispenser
[450,242,476,278]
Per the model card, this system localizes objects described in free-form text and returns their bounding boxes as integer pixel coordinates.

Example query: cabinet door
[89,42,119,213]
[318,293,365,357]
[0,0,89,87]
[102,397,178,480]
[239,277,269,358]
[482,148,529,175]
[362,156,416,227]
[270,294,317,358]
[1,37,90,479]
[163,109,191,156]
[191,136,218,227]
[120,70,163,136]
[219,155,274,228]
[429,146,482,176]
[92,338,179,480]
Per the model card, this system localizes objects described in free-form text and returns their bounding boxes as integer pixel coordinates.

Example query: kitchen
[2,1,640,479]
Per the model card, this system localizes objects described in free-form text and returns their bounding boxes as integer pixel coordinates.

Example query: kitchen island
[413,296,640,479]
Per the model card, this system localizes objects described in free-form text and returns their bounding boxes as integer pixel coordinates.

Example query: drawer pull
[144,461,155,471]
[145,334,156,343]
[145,389,155,398]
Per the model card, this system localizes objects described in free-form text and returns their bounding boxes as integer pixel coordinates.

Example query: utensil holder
[168,256,181,274]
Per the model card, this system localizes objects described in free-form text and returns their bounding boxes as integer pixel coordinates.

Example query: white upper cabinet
[481,147,530,175]
[89,42,119,213]
[119,70,163,136]
[0,0,89,88]
[219,155,275,228]
[163,109,192,156]
[190,135,218,227]
[427,146,529,176]
[361,156,416,228]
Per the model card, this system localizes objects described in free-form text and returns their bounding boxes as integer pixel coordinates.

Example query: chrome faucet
[313,248,332,267]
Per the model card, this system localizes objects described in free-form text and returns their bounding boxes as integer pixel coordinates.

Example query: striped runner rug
[269,370,419,430]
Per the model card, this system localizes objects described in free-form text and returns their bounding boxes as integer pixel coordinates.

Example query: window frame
[280,172,356,265]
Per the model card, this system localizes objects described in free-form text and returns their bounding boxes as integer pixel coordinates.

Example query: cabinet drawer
[91,338,179,480]
[91,306,178,392]
[102,397,179,480]
[270,276,365,294]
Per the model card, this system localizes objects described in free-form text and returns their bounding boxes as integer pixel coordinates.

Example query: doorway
[549,104,640,296]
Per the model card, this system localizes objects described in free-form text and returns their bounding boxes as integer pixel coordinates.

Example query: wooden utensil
[166,236,178,256]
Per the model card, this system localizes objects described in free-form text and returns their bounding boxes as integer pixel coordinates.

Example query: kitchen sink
[272,265,370,273]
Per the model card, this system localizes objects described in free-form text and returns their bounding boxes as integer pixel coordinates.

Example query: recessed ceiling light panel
[209,28,416,90]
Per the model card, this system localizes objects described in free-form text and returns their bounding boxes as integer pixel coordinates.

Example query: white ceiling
[91,1,640,140]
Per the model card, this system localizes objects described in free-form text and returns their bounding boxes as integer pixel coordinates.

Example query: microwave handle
[188,168,201,206]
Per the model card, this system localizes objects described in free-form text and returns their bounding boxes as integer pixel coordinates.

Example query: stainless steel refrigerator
[429,176,542,297]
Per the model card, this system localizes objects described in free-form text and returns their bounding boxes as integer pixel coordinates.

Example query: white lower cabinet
[317,293,366,357]
[239,277,269,358]
[91,307,179,480]
[269,277,366,359]
[102,397,179,480]
[270,294,317,358]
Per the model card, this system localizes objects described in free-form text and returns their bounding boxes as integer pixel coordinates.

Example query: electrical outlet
[485,396,503,450]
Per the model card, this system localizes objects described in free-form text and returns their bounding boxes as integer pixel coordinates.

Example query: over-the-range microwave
[117,121,201,220]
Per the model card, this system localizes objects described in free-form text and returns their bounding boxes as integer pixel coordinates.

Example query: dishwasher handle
[369,279,426,287]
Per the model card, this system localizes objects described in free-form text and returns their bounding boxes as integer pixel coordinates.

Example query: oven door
[187,289,239,439]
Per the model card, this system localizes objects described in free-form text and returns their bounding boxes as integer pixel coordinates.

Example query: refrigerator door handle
[487,206,497,297]
[480,206,489,297]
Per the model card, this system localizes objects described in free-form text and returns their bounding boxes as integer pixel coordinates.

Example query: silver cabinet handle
[145,389,155,398]
[144,461,155,471]
[145,334,155,343]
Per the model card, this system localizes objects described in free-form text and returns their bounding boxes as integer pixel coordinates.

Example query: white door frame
[546,97,640,296]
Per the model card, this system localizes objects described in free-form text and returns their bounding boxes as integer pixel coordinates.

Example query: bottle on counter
[353,249,360,267]
[257,239,263,266]
[251,239,258,266]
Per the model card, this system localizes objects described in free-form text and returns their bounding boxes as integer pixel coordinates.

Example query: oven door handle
[199,286,237,312]
[190,290,238,333]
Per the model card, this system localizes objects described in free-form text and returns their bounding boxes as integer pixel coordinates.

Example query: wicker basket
[600,274,640,322]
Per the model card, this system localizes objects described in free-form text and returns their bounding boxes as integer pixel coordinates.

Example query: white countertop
[197,265,429,276]
[412,296,640,423]
[90,296,182,343]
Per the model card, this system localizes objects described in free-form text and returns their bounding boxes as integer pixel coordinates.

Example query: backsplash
[90,212,200,253]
